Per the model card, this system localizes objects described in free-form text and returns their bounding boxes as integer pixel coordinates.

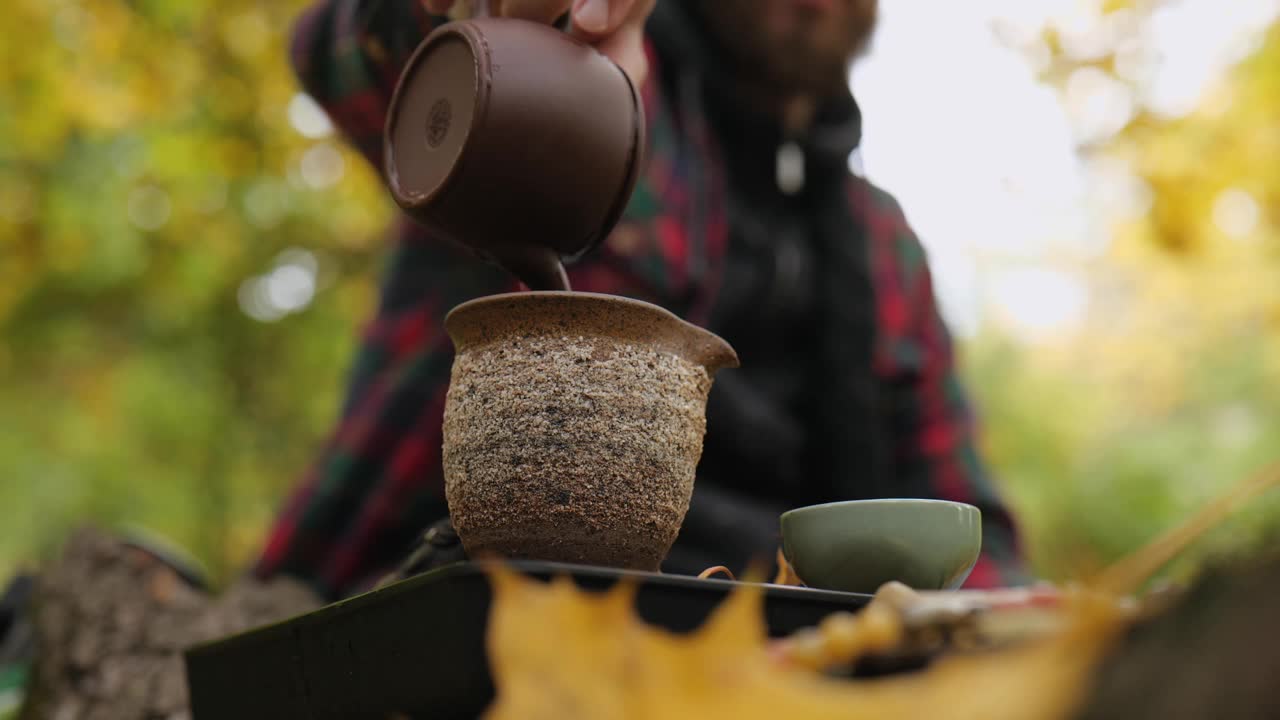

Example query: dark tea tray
[184,560,872,719]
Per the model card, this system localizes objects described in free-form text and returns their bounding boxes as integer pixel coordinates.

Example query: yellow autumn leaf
[483,563,1130,720]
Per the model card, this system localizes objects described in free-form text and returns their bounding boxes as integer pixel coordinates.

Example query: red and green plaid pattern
[256,0,1025,598]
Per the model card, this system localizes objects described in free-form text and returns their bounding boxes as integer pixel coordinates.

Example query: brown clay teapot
[383,8,645,290]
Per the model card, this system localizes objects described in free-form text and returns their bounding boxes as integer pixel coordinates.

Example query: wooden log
[18,527,319,720]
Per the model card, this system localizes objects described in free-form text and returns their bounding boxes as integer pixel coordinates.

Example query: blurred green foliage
[978,13,1280,581]
[0,0,388,581]
[1,0,1277,587]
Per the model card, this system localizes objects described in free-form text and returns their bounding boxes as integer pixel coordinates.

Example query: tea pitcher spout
[692,336,739,376]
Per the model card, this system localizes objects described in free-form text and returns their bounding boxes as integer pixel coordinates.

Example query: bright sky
[850,0,1280,342]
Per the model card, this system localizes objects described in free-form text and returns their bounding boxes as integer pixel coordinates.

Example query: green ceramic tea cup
[779,499,982,594]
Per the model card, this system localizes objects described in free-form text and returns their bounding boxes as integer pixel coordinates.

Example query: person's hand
[421,0,656,87]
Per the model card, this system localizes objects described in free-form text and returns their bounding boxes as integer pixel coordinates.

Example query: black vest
[648,1,887,575]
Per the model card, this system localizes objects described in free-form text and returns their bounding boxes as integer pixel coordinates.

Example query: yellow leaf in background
[773,548,804,586]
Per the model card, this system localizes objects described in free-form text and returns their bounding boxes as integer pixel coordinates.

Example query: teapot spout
[495,244,571,291]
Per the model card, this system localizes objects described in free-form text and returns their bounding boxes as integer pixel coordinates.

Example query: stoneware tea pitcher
[382,9,644,291]
[442,292,738,571]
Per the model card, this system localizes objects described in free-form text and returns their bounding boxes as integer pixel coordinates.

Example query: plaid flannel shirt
[255,0,1026,599]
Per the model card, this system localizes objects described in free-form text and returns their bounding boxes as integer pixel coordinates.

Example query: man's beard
[694,0,878,100]
[752,34,855,98]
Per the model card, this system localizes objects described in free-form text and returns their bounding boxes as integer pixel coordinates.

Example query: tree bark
[19,527,319,720]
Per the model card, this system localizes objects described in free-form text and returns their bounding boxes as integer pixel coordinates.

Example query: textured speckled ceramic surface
[443,292,738,570]
[383,17,644,291]
[780,499,982,593]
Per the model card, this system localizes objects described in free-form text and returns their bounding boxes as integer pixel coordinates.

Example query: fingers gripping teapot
[383,1,645,290]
